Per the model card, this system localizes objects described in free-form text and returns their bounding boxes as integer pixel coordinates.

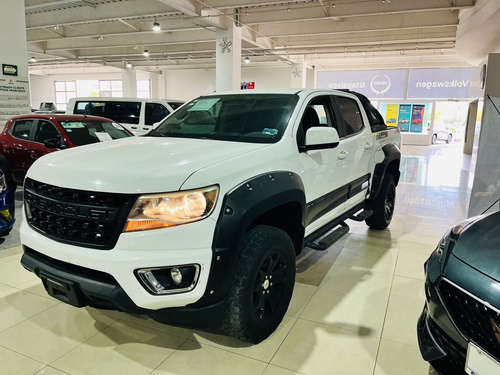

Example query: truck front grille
[24,178,135,249]
[438,279,500,363]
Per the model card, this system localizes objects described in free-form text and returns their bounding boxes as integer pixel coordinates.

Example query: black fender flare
[192,171,306,307]
[369,144,401,200]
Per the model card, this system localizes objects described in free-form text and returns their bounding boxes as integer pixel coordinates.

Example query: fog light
[170,268,182,285]
[136,264,200,295]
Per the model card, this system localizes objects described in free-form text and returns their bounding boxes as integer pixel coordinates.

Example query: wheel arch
[194,171,306,307]
[369,144,401,200]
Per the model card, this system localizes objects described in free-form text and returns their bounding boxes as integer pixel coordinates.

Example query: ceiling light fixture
[98,35,104,41]
[29,56,37,63]
[126,62,133,69]
[244,56,250,64]
[152,21,161,32]
[143,49,150,57]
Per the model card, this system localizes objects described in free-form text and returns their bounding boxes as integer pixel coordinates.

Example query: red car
[0,114,134,186]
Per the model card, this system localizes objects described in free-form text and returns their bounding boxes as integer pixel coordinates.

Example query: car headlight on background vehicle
[435,229,451,263]
[124,185,219,232]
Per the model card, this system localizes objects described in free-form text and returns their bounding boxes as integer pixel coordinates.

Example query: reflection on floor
[0,144,471,374]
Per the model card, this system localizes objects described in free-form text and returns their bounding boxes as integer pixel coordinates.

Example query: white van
[66,97,184,135]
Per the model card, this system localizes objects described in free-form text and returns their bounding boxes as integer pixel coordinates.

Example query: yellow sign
[385,104,399,126]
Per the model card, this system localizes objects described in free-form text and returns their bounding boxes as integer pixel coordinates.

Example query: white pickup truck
[20,89,401,343]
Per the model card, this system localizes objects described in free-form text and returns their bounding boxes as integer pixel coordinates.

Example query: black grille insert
[24,178,135,249]
[439,279,500,363]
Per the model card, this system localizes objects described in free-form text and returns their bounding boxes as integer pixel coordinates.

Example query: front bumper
[417,305,467,375]
[20,216,217,311]
[20,246,225,328]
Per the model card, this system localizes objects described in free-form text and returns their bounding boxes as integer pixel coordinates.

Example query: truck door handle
[338,151,348,160]
[364,143,373,149]
[131,126,137,129]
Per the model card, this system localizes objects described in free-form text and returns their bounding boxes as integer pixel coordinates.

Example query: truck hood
[451,211,500,283]
[27,137,269,193]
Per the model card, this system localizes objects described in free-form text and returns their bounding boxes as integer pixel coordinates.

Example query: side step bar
[348,208,373,222]
[306,223,350,251]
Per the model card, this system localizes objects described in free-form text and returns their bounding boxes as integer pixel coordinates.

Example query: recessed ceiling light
[244,57,250,64]
[143,49,150,57]
[152,21,160,32]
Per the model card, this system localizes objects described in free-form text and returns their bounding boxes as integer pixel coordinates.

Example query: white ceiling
[25,0,478,75]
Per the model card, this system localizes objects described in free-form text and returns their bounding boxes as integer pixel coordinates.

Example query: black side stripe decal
[305,173,371,226]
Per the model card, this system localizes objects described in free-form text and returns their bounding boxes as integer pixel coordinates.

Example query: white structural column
[290,59,307,89]
[0,0,31,128]
[216,22,242,92]
[121,69,137,97]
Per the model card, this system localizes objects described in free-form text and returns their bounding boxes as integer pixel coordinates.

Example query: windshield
[59,121,132,146]
[149,94,298,143]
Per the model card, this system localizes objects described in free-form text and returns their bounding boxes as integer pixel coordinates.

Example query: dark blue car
[0,169,15,236]
[418,210,500,374]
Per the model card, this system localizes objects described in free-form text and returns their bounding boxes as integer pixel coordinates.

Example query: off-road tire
[221,225,296,343]
[365,174,396,230]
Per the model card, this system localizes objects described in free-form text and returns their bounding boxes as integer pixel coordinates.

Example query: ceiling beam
[256,11,458,39]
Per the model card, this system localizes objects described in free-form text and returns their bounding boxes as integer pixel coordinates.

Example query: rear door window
[335,96,364,136]
[11,119,35,140]
[74,101,141,124]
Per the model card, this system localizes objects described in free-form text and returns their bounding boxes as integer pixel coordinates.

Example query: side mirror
[44,137,65,149]
[305,127,340,151]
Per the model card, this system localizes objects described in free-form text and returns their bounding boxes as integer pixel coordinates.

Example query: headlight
[124,185,219,232]
[435,229,451,263]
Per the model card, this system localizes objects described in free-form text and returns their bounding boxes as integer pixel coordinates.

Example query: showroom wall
[29,66,315,108]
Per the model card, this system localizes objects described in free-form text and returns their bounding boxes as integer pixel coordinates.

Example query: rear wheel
[431,134,437,144]
[446,134,452,144]
[222,225,296,343]
[365,174,396,230]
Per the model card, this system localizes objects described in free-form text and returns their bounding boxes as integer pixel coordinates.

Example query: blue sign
[407,68,474,99]
[317,69,406,99]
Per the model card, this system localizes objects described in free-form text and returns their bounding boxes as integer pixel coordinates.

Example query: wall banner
[407,67,474,99]
[0,77,31,129]
[317,69,406,99]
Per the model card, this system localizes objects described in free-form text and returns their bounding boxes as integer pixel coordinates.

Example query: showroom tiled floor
[0,143,473,375]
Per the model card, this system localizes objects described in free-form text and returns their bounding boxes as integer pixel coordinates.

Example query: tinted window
[145,103,169,125]
[59,121,132,146]
[149,94,298,144]
[34,120,60,143]
[336,97,364,136]
[74,101,141,125]
[11,119,34,140]
[168,102,184,110]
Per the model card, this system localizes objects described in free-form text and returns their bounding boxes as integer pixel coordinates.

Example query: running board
[348,208,373,222]
[306,223,350,251]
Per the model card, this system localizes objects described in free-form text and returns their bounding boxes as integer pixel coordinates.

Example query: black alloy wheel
[253,251,288,321]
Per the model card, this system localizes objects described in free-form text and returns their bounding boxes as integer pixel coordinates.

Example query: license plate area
[39,271,84,307]
[465,342,500,375]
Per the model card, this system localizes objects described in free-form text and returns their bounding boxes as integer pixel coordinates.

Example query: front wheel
[446,134,452,144]
[222,225,296,343]
[431,134,437,144]
[365,174,396,230]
